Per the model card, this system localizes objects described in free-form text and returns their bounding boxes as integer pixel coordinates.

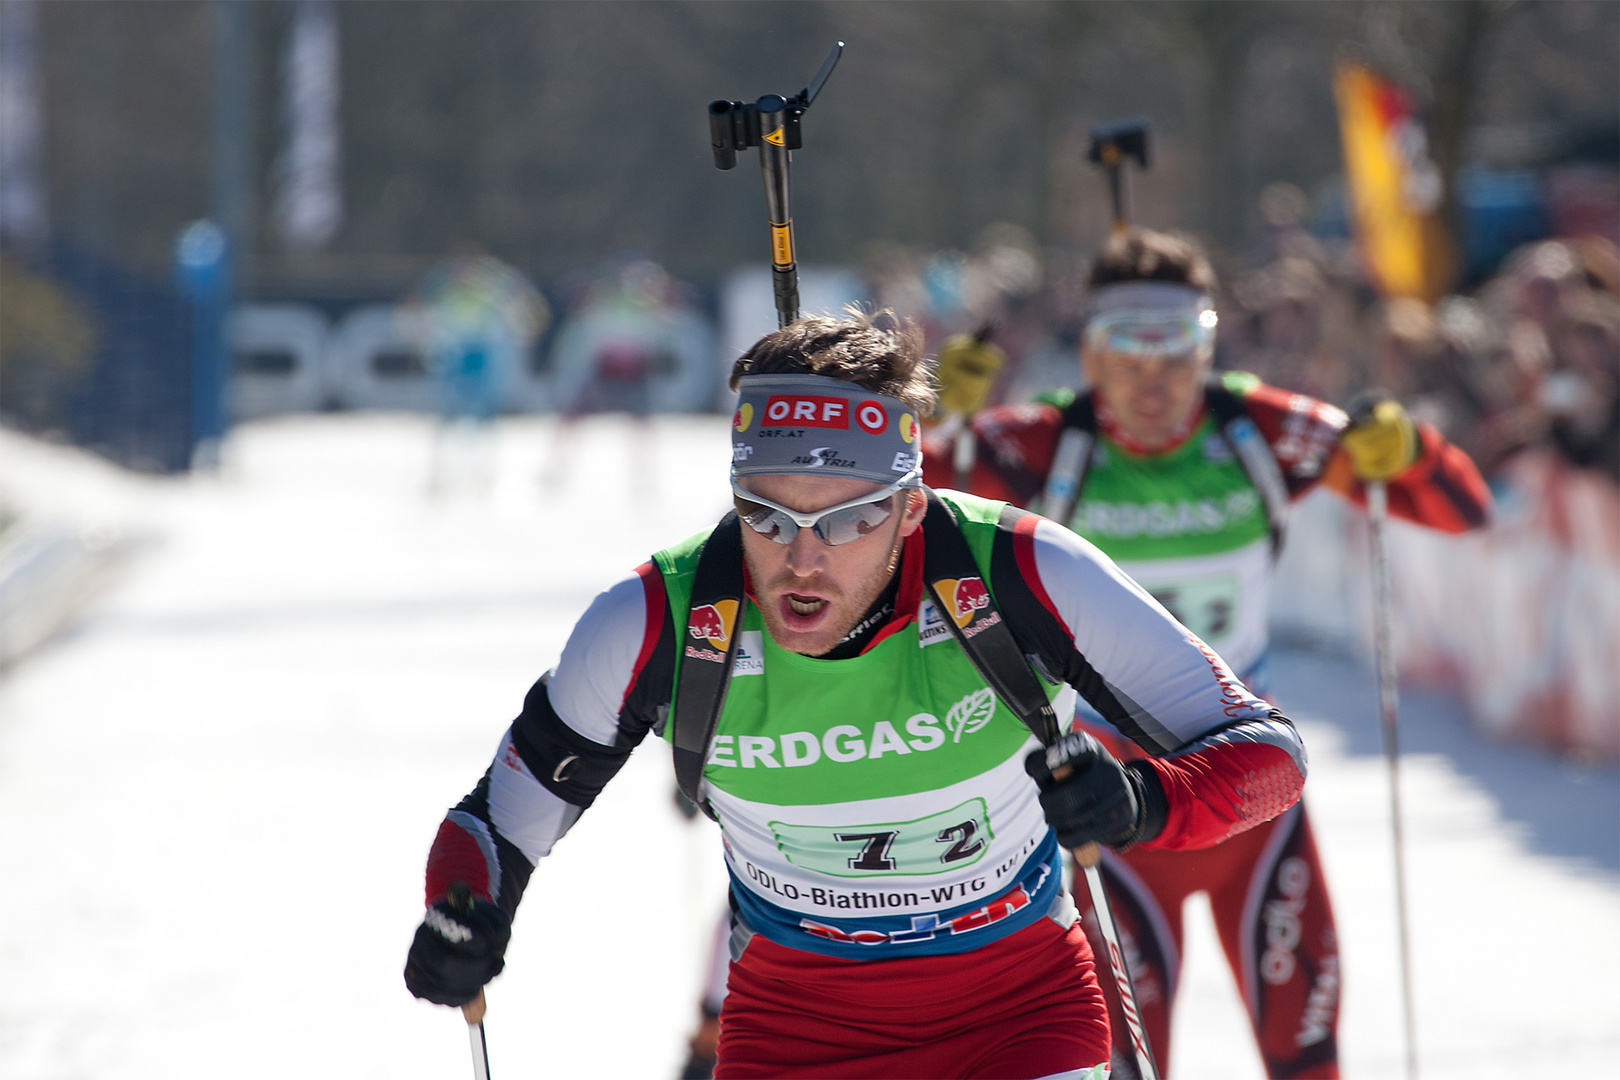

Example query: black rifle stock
[708,42,843,328]
[1087,118,1151,234]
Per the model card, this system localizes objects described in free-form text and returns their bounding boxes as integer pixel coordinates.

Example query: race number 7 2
[769,798,995,878]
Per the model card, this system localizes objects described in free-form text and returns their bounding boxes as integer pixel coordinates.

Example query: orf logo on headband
[855,401,888,435]
[763,395,850,429]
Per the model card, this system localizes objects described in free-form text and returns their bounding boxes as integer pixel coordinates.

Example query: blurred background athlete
[923,228,1492,1079]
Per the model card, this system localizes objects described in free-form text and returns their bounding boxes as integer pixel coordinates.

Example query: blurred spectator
[402,245,548,494]
[551,259,679,420]
[1469,238,1620,480]
[1218,226,1619,487]
[1229,255,1363,402]
[861,223,1052,404]
[404,245,548,424]
[1225,183,1370,405]
[543,258,709,493]
[1543,290,1620,477]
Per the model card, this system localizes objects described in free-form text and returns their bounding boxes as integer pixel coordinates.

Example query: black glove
[404,883,512,1006]
[1025,731,1167,850]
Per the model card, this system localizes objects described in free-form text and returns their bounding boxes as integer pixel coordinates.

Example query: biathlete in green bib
[923,228,1491,1079]
[405,311,1309,1078]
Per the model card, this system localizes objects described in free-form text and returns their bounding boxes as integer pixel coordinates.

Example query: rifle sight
[708,42,842,171]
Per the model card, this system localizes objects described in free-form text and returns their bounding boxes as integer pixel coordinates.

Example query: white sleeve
[486,570,659,864]
[549,572,657,744]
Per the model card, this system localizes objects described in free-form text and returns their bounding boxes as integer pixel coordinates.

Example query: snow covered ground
[0,414,1615,1079]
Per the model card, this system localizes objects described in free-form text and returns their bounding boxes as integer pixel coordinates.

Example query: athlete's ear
[897,489,927,538]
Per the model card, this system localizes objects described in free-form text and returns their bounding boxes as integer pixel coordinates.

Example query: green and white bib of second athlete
[656,495,1079,961]
[1067,416,1272,680]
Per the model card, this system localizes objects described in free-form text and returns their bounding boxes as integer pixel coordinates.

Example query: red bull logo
[934,576,991,629]
[687,599,740,651]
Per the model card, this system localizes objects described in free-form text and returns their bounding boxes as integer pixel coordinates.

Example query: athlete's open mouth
[786,593,827,616]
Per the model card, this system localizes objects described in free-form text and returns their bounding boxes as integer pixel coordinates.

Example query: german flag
[1334,62,1455,302]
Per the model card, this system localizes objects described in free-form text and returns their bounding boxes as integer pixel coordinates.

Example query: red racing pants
[1075,802,1340,1078]
[714,914,1112,1079]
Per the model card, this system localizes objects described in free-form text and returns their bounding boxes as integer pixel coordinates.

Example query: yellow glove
[935,334,1005,417]
[1340,395,1420,481]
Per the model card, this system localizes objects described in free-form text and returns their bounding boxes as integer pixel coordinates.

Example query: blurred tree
[20,0,1617,290]
[0,253,97,431]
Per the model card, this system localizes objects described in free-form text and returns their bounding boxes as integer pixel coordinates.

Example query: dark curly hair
[729,308,936,418]
[1088,228,1218,294]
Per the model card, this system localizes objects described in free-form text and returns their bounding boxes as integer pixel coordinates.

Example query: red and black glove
[404,883,511,1007]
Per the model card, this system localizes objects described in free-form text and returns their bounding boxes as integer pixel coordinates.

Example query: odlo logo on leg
[1261,856,1310,984]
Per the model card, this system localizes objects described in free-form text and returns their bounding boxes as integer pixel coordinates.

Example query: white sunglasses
[1085,308,1217,358]
[732,474,918,546]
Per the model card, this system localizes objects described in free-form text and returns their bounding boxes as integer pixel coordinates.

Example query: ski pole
[708,41,843,328]
[1071,842,1159,1080]
[463,991,491,1080]
[1046,746,1160,1080]
[446,883,493,1080]
[1367,479,1419,1080]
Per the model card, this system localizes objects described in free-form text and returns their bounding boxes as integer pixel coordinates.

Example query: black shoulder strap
[669,514,746,820]
[1036,392,1097,527]
[1204,381,1290,555]
[920,492,1061,747]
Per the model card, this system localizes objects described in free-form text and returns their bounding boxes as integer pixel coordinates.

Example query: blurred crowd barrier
[1272,452,1619,764]
[1391,450,1619,762]
[1230,227,1617,763]
[231,258,719,418]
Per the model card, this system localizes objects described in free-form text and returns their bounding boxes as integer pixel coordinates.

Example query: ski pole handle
[462,989,486,1026]
[1048,762,1102,868]
[444,881,494,1077]
[444,883,491,1027]
[464,990,492,1080]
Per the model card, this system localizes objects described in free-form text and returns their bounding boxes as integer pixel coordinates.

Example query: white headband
[1087,281,1213,318]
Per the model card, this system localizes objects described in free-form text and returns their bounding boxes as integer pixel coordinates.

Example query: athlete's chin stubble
[747,525,903,657]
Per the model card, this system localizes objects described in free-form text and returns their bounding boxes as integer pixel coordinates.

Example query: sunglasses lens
[1088,311,1210,357]
[816,496,894,545]
[736,499,799,545]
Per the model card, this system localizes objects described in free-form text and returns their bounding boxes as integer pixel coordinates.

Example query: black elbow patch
[510,679,634,808]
